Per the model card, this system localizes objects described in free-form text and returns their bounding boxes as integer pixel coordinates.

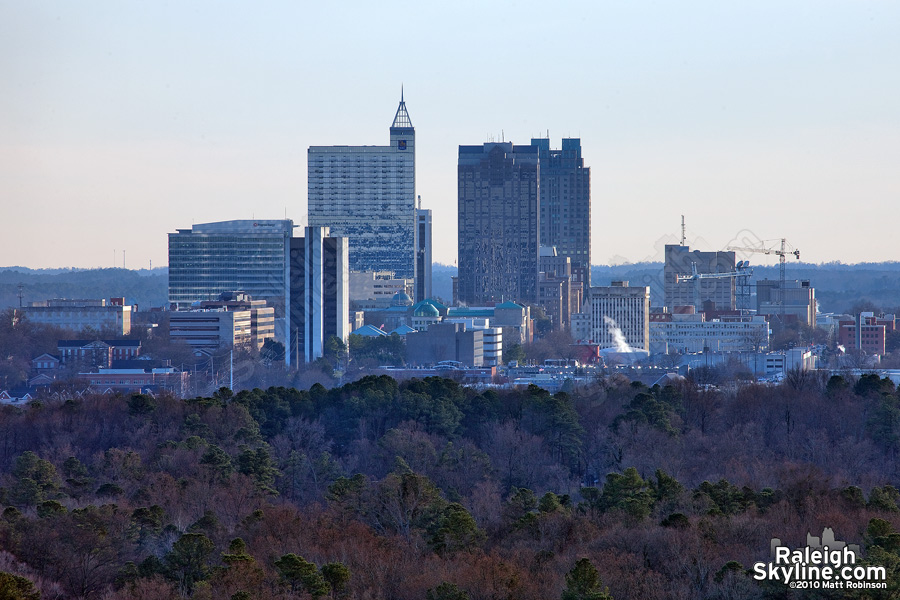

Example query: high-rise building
[307,93,416,282]
[168,219,294,358]
[457,142,540,306]
[289,227,349,365]
[532,138,591,287]
[664,245,736,311]
[416,198,432,302]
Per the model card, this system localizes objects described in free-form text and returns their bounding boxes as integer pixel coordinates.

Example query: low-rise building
[77,367,189,397]
[57,339,142,368]
[349,272,413,309]
[170,293,275,351]
[838,312,895,355]
[405,322,484,367]
[20,297,133,335]
[650,314,769,354]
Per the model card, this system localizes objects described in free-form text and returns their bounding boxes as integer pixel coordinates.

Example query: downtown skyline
[2,1,898,270]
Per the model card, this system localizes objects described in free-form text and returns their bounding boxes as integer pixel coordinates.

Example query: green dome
[413,302,440,318]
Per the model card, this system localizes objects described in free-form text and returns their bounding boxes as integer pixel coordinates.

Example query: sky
[1,1,898,270]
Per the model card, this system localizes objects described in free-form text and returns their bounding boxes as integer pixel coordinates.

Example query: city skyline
[2,1,899,269]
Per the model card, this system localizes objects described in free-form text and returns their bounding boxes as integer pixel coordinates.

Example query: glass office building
[168,220,294,350]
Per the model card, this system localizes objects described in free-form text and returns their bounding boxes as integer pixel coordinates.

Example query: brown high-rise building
[457,142,539,306]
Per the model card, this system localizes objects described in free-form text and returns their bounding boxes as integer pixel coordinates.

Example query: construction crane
[676,261,753,312]
[727,239,800,320]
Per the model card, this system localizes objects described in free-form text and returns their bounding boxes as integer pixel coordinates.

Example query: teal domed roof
[496,301,524,310]
[391,291,413,307]
[413,302,440,318]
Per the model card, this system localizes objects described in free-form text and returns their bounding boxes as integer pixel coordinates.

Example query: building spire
[391,87,413,129]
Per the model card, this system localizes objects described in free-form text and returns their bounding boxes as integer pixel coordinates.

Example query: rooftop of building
[174,219,295,235]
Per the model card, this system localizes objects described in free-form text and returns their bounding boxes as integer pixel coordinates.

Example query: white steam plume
[603,316,634,352]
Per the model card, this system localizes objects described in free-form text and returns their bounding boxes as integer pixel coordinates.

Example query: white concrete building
[580,282,650,351]
[650,314,769,354]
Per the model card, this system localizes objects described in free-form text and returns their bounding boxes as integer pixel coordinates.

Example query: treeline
[3,374,900,598]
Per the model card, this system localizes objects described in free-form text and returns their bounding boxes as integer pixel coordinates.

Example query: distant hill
[3,261,899,315]
[0,267,168,310]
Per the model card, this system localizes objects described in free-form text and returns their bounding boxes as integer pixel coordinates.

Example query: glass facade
[532,138,591,287]
[457,143,540,306]
[167,220,293,318]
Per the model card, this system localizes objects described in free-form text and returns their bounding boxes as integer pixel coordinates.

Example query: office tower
[582,281,650,350]
[416,197,432,302]
[664,244,736,311]
[307,93,416,281]
[532,138,591,287]
[458,142,540,306]
[168,220,294,359]
[289,227,349,365]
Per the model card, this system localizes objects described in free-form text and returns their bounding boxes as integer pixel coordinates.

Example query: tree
[430,502,485,555]
[0,572,41,600]
[274,554,329,598]
[599,467,653,520]
[236,445,280,493]
[561,558,613,600]
[320,562,351,597]
[426,582,470,600]
[8,451,60,507]
[164,533,215,595]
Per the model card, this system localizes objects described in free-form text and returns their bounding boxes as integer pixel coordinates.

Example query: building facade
[57,339,142,368]
[289,227,350,365]
[756,279,816,327]
[168,220,293,352]
[308,94,416,281]
[405,322,484,367]
[649,314,769,354]
[21,298,133,335]
[169,293,275,352]
[416,201,432,302]
[532,138,591,287]
[664,245,736,311]
[349,272,412,309]
[581,282,650,351]
[458,142,540,306]
[77,367,188,397]
[838,313,895,355]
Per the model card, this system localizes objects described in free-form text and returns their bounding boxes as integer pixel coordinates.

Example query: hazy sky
[2,1,898,270]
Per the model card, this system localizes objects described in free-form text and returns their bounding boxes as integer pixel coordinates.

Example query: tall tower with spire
[308,92,418,288]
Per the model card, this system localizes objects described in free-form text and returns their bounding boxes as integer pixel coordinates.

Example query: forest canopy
[1,373,900,598]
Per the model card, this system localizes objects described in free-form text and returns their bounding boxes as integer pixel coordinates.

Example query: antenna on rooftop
[681,215,686,246]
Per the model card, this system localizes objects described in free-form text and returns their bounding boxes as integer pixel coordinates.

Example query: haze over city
[1,1,898,269]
